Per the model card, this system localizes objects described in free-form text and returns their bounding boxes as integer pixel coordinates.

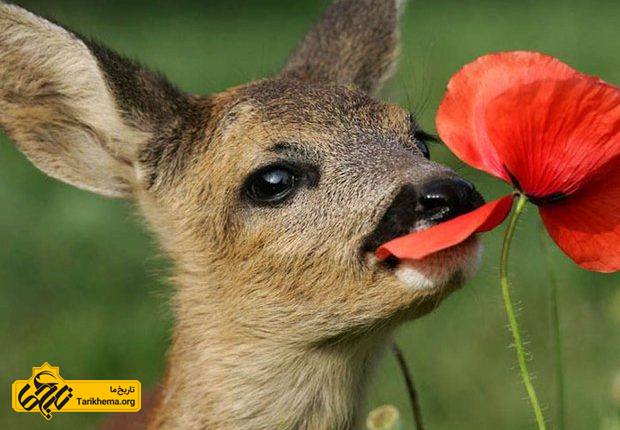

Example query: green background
[1,1,619,429]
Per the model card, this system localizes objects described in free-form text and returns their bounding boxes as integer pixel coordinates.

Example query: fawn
[1,0,484,428]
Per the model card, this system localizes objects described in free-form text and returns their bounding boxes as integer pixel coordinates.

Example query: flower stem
[500,193,547,430]
[391,342,425,430]
[539,223,565,430]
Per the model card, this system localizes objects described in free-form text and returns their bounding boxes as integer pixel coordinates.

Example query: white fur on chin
[369,239,483,292]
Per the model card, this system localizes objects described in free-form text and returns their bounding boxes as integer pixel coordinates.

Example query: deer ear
[281,0,406,95]
[0,3,194,198]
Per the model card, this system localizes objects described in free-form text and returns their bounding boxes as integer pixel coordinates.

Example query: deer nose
[419,178,484,222]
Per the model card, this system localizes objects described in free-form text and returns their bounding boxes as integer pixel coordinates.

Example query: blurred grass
[1,0,619,429]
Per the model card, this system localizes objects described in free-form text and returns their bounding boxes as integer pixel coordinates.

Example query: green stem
[539,223,565,430]
[500,193,547,430]
[391,342,425,430]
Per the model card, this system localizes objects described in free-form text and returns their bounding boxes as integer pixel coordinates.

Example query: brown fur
[0,1,480,429]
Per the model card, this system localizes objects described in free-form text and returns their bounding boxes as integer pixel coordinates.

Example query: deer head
[0,1,483,429]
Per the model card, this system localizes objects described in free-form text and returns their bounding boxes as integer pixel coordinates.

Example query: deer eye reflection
[246,165,299,204]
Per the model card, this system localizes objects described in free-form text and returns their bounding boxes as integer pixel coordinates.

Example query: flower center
[505,167,567,206]
[526,192,567,206]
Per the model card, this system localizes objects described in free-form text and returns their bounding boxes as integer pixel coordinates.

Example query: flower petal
[436,51,579,182]
[539,160,620,272]
[376,195,514,261]
[485,77,620,198]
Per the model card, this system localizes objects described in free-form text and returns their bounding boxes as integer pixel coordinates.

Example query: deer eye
[246,165,298,204]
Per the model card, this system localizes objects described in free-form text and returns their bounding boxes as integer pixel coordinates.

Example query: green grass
[1,1,619,429]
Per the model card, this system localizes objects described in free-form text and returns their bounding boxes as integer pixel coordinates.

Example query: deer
[1,1,486,429]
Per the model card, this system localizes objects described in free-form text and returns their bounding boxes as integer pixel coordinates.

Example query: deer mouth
[364,234,482,293]
[361,205,483,293]
[360,183,484,292]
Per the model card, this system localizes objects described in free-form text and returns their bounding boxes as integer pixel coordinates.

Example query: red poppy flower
[377,51,620,272]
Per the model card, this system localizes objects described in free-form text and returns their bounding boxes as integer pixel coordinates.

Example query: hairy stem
[500,193,546,429]
[391,342,425,430]
[539,223,565,430]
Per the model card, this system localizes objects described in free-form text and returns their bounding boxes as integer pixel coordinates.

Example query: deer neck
[150,277,389,430]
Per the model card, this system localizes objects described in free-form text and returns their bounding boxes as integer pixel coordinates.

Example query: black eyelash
[408,113,442,144]
[413,129,442,144]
